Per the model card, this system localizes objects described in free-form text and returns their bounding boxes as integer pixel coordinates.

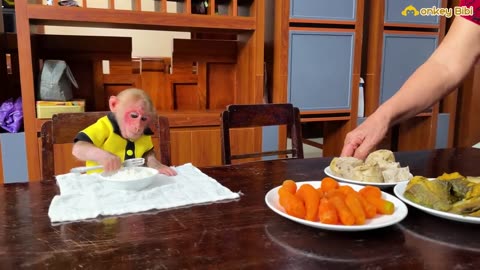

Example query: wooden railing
[31,0,244,17]
[24,0,255,32]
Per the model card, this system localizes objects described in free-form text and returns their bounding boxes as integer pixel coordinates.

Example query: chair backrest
[220,103,304,165]
[40,111,171,180]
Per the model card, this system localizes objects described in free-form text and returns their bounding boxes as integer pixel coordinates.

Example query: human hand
[97,152,122,172]
[341,115,389,160]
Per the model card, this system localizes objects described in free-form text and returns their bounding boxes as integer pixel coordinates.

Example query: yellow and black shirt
[74,113,154,169]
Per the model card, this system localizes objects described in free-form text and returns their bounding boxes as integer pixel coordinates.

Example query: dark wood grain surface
[1,148,480,269]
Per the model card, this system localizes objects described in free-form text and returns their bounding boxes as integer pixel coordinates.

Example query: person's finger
[340,142,356,157]
[341,134,364,157]
[352,140,375,160]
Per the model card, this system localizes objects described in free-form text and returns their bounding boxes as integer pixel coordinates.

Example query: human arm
[144,149,177,176]
[342,16,480,159]
[72,141,122,172]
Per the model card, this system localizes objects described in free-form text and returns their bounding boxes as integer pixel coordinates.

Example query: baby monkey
[72,88,177,176]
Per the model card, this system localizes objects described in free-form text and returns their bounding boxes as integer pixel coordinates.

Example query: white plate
[393,181,480,224]
[265,181,408,231]
[324,167,410,188]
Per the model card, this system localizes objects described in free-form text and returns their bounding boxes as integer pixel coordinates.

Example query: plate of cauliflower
[325,150,413,188]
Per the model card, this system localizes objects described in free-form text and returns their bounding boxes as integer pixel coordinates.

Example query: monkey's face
[118,99,152,141]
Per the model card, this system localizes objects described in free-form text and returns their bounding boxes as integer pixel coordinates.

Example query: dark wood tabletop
[1,148,480,269]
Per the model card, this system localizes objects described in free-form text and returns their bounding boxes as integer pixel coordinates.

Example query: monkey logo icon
[401,5,420,16]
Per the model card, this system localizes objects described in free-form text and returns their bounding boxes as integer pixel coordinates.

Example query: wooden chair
[40,112,171,181]
[220,103,304,165]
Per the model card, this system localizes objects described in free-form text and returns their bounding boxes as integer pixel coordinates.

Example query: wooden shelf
[16,1,265,180]
[26,5,256,32]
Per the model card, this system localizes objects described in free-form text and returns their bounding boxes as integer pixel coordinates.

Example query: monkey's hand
[156,165,177,176]
[97,152,122,172]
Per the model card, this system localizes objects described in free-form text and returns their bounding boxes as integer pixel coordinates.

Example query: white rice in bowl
[99,167,159,191]
[101,167,157,181]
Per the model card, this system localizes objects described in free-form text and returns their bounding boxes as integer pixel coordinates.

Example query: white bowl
[98,167,158,191]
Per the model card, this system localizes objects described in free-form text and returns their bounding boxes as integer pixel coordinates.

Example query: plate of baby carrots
[265,177,408,231]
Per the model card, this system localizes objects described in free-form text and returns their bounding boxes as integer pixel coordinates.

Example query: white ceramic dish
[98,167,158,191]
[265,181,408,231]
[393,181,480,224]
[324,167,411,188]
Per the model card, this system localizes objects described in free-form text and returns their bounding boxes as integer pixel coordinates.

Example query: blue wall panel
[436,113,450,149]
[385,0,442,25]
[0,132,28,183]
[380,34,438,104]
[262,126,279,161]
[288,31,354,111]
[290,0,357,21]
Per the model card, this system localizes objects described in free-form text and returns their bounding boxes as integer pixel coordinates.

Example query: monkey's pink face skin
[121,109,151,141]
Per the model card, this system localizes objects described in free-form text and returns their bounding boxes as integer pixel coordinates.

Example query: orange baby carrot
[345,193,366,225]
[364,195,395,215]
[278,187,306,219]
[354,192,377,219]
[321,177,339,192]
[329,195,355,225]
[324,189,346,200]
[338,185,356,195]
[316,187,324,198]
[296,184,321,221]
[318,197,338,225]
[280,179,297,195]
[359,186,382,199]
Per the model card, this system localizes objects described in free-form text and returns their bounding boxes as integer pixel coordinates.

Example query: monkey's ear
[109,96,119,112]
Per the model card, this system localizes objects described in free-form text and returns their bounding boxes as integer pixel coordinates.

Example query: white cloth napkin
[48,163,240,223]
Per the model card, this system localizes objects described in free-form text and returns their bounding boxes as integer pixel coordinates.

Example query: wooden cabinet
[272,0,454,156]
[364,0,448,151]
[448,0,480,148]
[272,0,364,156]
[455,62,480,147]
[15,0,265,181]
[0,8,29,184]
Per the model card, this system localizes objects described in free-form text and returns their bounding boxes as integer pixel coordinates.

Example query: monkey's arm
[72,141,121,171]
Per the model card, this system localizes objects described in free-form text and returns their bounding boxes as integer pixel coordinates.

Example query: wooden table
[1,148,480,269]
